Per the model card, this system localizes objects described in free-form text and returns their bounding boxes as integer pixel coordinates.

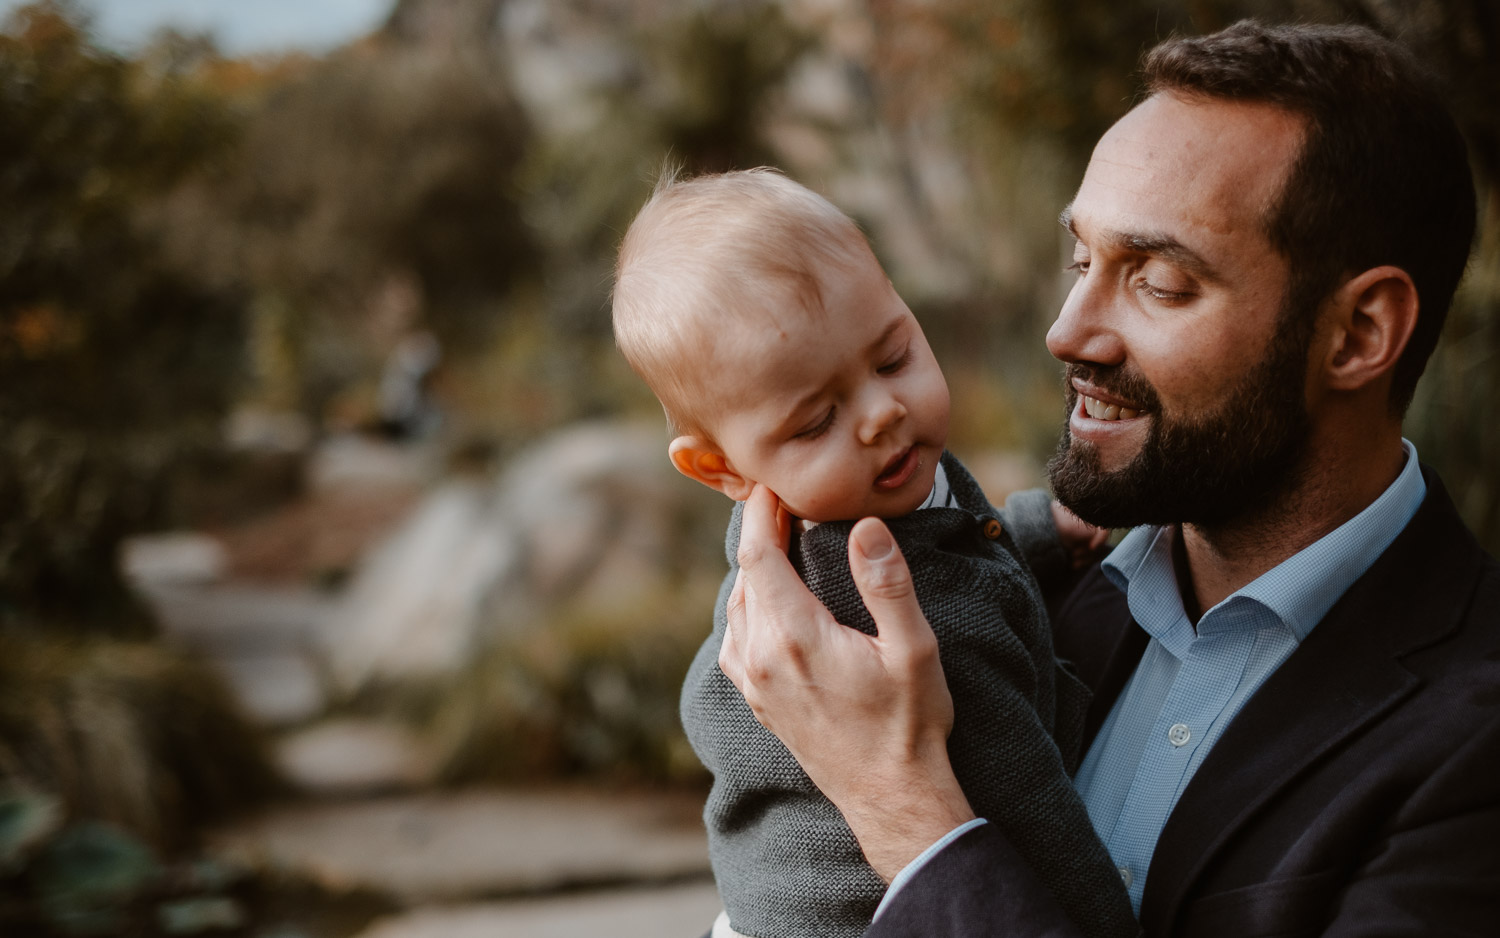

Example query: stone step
[352,881,722,938]
[275,719,441,794]
[210,788,710,905]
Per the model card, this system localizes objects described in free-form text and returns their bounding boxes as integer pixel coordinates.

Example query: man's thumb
[848,518,925,646]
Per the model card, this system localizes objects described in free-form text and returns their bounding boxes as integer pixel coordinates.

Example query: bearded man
[718,20,1497,938]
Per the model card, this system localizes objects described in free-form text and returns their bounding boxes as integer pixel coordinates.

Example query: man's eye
[795,408,836,440]
[1066,260,1090,276]
[1136,279,1192,302]
[877,346,913,375]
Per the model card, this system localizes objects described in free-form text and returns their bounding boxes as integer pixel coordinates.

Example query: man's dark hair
[1142,21,1476,414]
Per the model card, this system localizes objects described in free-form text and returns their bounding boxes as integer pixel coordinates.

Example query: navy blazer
[868,469,1500,937]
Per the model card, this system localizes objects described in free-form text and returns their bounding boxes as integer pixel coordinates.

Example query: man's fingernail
[853,521,894,561]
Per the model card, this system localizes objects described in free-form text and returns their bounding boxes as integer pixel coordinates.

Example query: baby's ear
[669,436,753,501]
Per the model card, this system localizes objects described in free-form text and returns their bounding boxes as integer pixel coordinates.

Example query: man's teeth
[1082,394,1139,421]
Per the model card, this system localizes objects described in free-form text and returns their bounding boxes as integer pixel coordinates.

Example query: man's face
[706,252,951,523]
[1045,93,1316,529]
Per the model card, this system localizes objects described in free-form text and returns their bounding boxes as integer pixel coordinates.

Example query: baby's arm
[1049,500,1112,569]
[997,489,1109,597]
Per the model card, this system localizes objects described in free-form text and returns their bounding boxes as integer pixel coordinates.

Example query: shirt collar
[1101,439,1427,647]
[917,460,954,511]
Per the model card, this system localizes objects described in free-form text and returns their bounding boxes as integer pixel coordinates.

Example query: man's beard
[1046,321,1313,530]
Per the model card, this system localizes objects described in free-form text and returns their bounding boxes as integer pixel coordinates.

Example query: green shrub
[0,634,280,851]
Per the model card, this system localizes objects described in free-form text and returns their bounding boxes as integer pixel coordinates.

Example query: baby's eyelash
[795,408,836,440]
[878,346,913,374]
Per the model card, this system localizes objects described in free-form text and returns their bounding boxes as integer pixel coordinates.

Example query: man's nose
[858,390,906,445]
[1046,275,1125,366]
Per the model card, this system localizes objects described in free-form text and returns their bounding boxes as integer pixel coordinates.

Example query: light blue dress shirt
[876,439,1427,921]
[1075,439,1426,912]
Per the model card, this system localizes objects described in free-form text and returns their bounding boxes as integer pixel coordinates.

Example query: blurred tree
[1345,0,1500,553]
[0,3,246,634]
[517,2,810,332]
[158,35,540,423]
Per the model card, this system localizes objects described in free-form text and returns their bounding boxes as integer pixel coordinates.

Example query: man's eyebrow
[1113,232,1217,281]
[1058,205,1218,282]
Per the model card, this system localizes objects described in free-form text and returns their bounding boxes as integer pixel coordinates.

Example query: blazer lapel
[1139,471,1486,932]
[1051,566,1151,746]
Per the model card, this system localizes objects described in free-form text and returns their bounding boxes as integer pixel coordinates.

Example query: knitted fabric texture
[680,452,1138,938]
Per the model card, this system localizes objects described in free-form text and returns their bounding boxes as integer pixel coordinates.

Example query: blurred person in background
[719,20,1497,938]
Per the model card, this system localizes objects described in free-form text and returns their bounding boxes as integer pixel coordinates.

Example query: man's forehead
[1071,93,1304,240]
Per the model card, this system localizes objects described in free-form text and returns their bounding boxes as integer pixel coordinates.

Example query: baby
[612,169,1135,938]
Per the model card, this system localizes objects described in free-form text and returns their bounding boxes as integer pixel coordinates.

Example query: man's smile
[1080,393,1142,421]
[1066,380,1152,473]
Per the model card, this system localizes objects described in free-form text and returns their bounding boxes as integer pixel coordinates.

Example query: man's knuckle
[737,541,768,569]
[863,564,914,601]
[746,647,778,684]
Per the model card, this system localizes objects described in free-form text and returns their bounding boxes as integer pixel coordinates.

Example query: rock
[120,533,228,586]
[276,720,439,794]
[494,418,686,615]
[352,881,723,938]
[214,653,326,727]
[144,585,337,653]
[307,434,438,493]
[322,480,516,688]
[322,419,722,692]
[138,584,339,726]
[209,789,709,904]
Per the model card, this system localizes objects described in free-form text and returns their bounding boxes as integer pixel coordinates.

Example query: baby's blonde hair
[612,167,872,438]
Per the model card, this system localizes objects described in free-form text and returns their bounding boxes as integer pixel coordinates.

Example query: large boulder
[323,420,723,692]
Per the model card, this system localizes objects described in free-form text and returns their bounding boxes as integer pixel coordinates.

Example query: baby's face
[702,257,950,522]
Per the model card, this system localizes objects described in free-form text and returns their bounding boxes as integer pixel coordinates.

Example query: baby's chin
[780,474,938,523]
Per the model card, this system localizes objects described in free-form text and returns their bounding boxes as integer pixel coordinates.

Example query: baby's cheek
[784,471,859,524]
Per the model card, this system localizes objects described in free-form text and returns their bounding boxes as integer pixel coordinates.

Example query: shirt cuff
[872,818,989,922]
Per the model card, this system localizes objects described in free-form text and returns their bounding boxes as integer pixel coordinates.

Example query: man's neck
[1174,433,1408,619]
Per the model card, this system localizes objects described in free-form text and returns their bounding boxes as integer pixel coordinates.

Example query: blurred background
[0,0,1494,934]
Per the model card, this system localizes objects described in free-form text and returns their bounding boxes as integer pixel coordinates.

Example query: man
[718,20,1499,937]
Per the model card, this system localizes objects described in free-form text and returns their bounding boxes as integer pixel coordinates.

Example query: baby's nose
[858,393,906,444]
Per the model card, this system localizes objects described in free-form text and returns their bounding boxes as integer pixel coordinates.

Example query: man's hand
[718,484,977,881]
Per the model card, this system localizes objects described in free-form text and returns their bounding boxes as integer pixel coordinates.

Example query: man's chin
[1048,439,1125,525]
[1048,448,1149,530]
[1047,432,1307,532]
[1046,434,1178,530]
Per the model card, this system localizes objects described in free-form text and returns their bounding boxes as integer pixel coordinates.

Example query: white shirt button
[1167,723,1192,747]
[1118,866,1133,888]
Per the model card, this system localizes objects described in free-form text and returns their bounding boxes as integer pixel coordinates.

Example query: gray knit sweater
[680,452,1137,938]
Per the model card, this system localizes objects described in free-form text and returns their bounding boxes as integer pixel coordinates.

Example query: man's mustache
[1064,363,1161,412]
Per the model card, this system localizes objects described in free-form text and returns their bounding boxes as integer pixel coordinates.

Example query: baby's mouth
[1080,393,1142,421]
[875,446,920,489]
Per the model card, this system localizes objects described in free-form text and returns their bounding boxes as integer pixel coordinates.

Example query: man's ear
[1319,266,1419,394]
[668,436,753,501]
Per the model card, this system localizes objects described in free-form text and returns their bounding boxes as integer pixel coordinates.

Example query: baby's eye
[794,408,836,440]
[877,345,913,375]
